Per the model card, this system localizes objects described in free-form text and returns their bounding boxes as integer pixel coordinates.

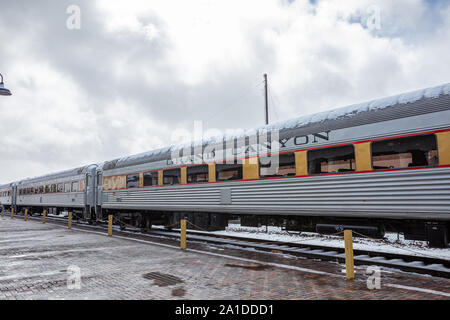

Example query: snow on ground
[211,224,450,261]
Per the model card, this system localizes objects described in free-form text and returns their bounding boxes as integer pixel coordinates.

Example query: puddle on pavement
[224,263,272,271]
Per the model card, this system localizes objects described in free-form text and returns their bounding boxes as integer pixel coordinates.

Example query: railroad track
[8,212,450,279]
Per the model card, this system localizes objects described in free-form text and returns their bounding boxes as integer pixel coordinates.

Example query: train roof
[16,164,98,185]
[103,82,450,170]
[0,182,14,189]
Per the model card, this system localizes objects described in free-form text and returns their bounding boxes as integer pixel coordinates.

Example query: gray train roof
[17,164,98,185]
[101,82,449,170]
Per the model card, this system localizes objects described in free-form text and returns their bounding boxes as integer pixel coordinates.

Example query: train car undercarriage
[98,209,449,249]
[5,204,448,248]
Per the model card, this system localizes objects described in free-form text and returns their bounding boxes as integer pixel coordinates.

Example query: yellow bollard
[108,215,113,236]
[344,229,355,280]
[11,208,14,219]
[24,208,28,221]
[42,209,47,224]
[68,212,72,229]
[1,209,4,217]
[180,219,187,250]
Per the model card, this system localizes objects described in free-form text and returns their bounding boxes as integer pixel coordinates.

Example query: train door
[12,185,17,211]
[95,171,103,220]
[84,172,91,219]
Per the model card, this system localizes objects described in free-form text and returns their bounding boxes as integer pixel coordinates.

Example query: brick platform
[0,217,449,300]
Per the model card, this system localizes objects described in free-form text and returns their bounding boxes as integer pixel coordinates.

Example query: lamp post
[0,73,12,96]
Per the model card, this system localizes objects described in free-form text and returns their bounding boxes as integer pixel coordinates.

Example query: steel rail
[12,212,450,279]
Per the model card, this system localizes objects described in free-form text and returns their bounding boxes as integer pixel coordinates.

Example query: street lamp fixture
[0,73,12,96]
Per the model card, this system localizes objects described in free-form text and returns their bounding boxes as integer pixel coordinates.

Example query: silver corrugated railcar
[0,182,15,211]
[98,83,450,246]
[15,164,98,219]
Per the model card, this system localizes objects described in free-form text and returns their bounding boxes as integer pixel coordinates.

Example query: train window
[216,163,243,181]
[187,165,209,184]
[143,172,158,187]
[64,183,71,192]
[39,186,44,194]
[126,174,140,188]
[259,153,296,178]
[308,145,356,175]
[371,134,438,170]
[57,184,63,193]
[51,184,56,193]
[79,180,85,192]
[163,169,181,185]
[71,181,79,192]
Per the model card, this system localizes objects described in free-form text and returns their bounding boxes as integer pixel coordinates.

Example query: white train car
[15,165,98,219]
[0,183,14,211]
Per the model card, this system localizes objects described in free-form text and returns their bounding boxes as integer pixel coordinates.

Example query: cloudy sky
[0,0,449,183]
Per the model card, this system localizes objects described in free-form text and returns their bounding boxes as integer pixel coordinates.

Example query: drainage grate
[143,272,184,287]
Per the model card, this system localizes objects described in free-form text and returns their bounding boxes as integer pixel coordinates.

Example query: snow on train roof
[109,82,450,169]
[266,82,450,131]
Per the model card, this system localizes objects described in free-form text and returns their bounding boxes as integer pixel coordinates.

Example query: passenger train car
[12,165,97,218]
[1,83,449,247]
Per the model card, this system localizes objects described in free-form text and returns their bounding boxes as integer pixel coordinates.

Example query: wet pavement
[0,216,449,300]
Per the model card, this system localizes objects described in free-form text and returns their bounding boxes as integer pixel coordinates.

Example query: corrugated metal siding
[17,193,85,208]
[102,167,450,220]
[0,196,12,205]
